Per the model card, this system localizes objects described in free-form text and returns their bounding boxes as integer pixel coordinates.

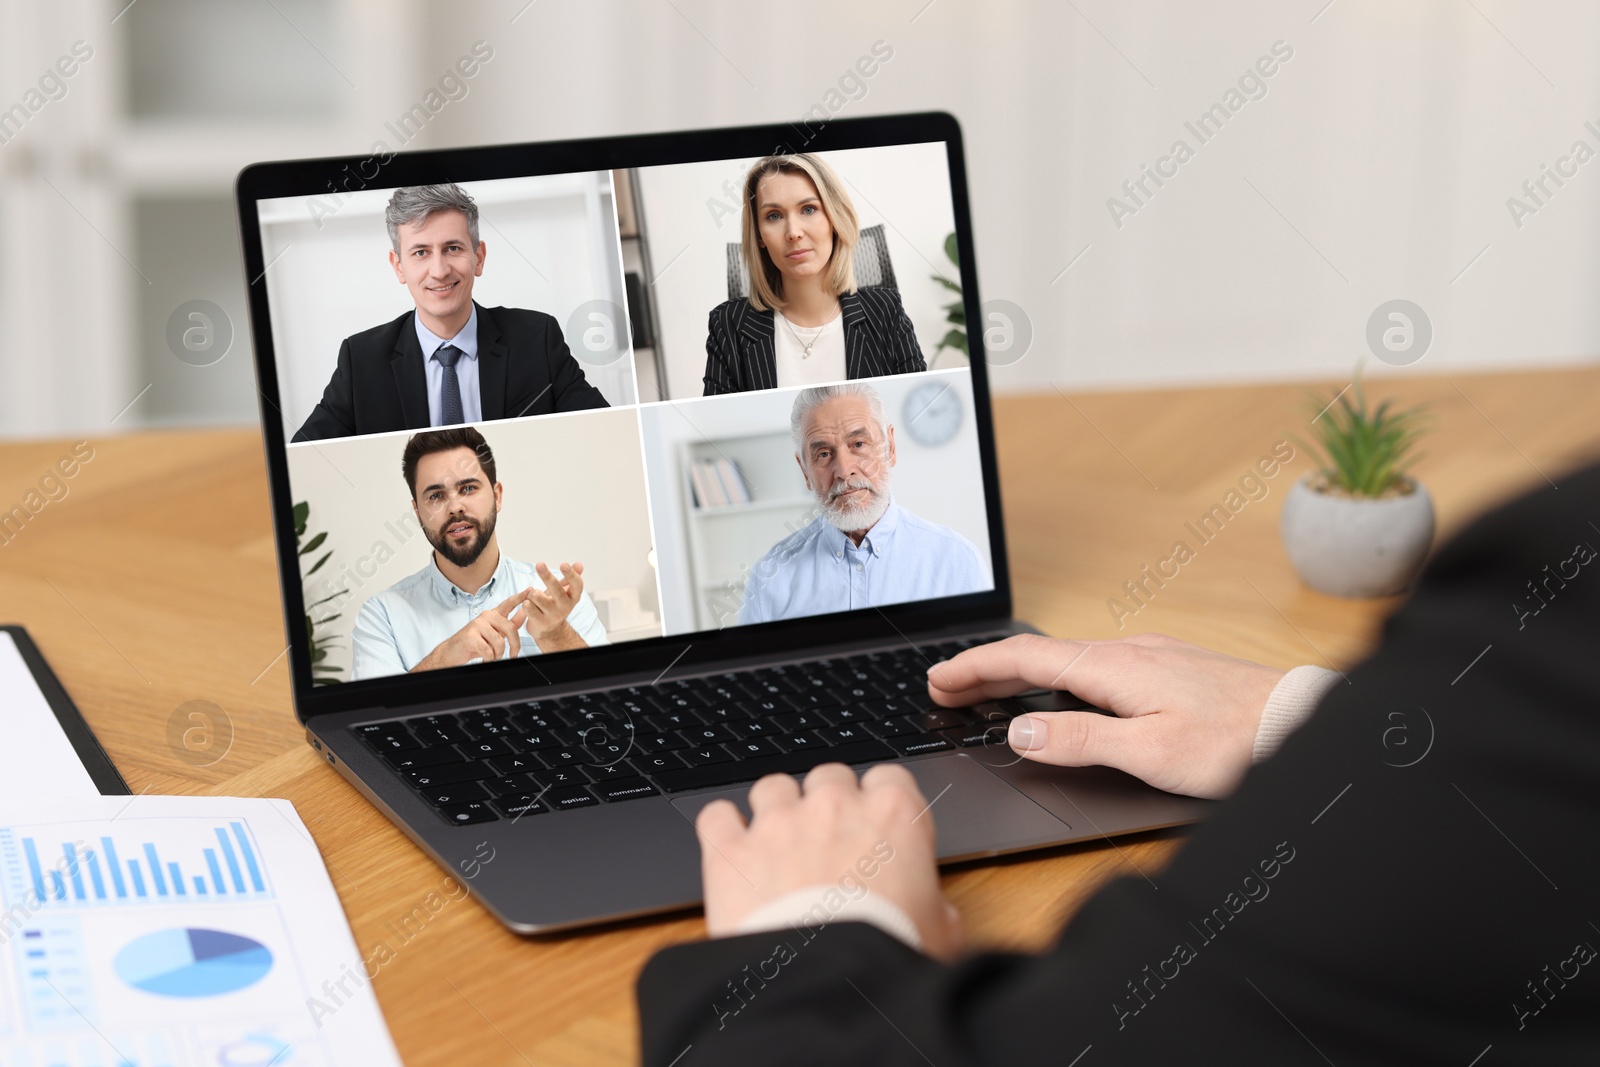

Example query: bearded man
[736,382,990,626]
[350,426,608,679]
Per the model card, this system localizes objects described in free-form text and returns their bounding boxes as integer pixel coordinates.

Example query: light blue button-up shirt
[415,304,481,426]
[737,500,990,626]
[351,551,609,680]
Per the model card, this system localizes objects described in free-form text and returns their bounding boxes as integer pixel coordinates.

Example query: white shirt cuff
[1253,665,1341,762]
[730,885,925,952]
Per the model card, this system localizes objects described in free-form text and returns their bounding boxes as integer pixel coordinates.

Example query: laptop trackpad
[669,753,1072,861]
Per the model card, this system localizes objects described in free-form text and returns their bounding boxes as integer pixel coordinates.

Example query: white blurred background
[1,0,1596,438]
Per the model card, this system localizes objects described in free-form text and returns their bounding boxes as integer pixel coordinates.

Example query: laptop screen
[240,116,1003,700]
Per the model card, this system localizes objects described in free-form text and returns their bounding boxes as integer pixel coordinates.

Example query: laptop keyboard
[352,634,1039,826]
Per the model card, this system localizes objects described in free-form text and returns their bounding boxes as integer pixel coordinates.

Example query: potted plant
[295,500,346,685]
[1280,380,1434,598]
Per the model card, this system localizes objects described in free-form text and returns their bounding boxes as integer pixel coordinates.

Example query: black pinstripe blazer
[701,286,926,395]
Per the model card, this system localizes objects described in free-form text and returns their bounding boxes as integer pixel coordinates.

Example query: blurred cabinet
[0,0,422,435]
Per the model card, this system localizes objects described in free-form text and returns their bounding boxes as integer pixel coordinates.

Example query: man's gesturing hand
[927,633,1284,799]
[696,763,963,960]
[411,589,530,672]
[521,561,584,638]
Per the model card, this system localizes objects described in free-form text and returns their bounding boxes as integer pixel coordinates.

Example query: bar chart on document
[0,811,340,1067]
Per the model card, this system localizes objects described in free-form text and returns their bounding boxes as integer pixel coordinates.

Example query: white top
[773,307,846,387]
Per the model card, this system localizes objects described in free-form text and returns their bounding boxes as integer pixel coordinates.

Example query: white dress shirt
[415,304,482,426]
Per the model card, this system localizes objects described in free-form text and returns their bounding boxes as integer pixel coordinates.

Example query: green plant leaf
[939,328,968,355]
[292,502,309,538]
[305,550,332,576]
[946,307,965,326]
[298,531,327,556]
[930,273,962,293]
[943,232,959,266]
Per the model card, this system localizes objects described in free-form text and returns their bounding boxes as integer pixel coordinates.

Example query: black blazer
[638,463,1600,1064]
[290,303,608,442]
[701,286,926,395]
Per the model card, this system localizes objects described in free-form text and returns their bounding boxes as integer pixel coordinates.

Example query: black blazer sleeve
[702,301,742,395]
[290,337,358,442]
[638,464,1600,1065]
[528,313,609,415]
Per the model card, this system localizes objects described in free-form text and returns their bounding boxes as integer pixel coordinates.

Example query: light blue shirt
[351,551,609,680]
[737,499,990,626]
[414,304,481,426]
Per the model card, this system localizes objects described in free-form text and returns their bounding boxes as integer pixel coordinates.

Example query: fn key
[436,801,498,825]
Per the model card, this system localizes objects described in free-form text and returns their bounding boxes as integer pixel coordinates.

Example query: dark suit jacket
[290,303,608,442]
[702,287,926,395]
[638,463,1600,1064]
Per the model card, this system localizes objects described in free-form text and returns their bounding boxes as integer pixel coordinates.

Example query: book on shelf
[687,458,753,508]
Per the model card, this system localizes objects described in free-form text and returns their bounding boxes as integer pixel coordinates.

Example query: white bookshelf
[679,429,818,631]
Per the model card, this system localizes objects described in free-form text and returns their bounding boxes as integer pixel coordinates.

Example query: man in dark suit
[637,464,1600,1064]
[291,184,608,442]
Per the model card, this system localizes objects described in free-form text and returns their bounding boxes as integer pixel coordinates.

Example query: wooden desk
[2,367,1596,1065]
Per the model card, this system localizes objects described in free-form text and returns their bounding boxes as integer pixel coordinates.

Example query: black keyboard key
[539,747,588,767]
[779,730,827,751]
[909,709,966,732]
[865,717,918,739]
[356,723,421,753]
[699,703,751,723]
[594,777,661,802]
[725,737,783,759]
[486,754,543,776]
[787,691,843,711]
[771,709,834,733]
[736,697,795,717]
[888,733,955,757]
[404,761,494,788]
[585,760,635,780]
[383,747,466,770]
[829,706,872,724]
[651,739,894,793]
[515,730,571,751]
[631,752,688,774]
[936,723,1005,748]
[460,718,518,739]
[490,793,548,819]
[638,732,686,754]
[482,774,536,796]
[508,708,560,730]
[818,724,871,745]
[530,765,592,787]
[411,718,469,745]
[460,737,517,758]
[681,746,735,767]
[422,782,490,806]
[644,709,704,731]
[680,724,736,745]
[730,718,779,739]
[543,785,600,811]
[437,801,498,825]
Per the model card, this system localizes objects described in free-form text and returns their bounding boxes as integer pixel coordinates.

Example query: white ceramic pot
[1279,475,1435,598]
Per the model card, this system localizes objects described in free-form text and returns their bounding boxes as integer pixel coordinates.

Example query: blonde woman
[702,153,926,395]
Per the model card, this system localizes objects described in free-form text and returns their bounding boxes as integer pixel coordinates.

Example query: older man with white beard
[736,382,990,626]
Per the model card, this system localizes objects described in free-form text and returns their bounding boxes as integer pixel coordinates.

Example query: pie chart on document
[113,927,274,997]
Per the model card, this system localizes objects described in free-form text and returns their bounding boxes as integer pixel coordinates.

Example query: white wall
[640,369,991,634]
[284,408,661,679]
[633,143,960,398]
[8,1,1600,439]
[258,172,635,440]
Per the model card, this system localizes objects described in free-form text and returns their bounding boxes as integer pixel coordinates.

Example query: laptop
[235,111,1208,933]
